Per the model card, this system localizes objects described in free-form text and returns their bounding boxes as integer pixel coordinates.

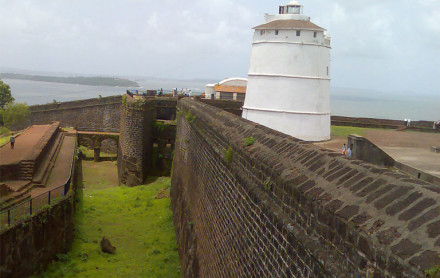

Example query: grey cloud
[0,0,439,94]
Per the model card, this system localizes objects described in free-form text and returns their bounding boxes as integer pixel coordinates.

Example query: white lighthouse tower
[242,1,331,141]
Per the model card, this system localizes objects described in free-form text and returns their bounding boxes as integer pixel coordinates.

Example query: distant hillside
[0,73,139,87]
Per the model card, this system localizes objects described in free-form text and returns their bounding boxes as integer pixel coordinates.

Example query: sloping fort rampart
[7,94,440,277]
[171,98,440,277]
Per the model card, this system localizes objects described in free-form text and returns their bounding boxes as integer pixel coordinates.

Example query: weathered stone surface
[427,220,440,238]
[385,192,423,216]
[377,227,401,245]
[409,250,440,270]
[391,239,422,259]
[337,205,360,220]
[373,186,410,209]
[0,169,78,278]
[14,95,122,130]
[398,198,436,221]
[408,207,440,231]
[171,99,436,278]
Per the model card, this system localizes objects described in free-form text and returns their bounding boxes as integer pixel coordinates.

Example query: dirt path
[315,128,440,179]
[0,125,52,165]
[365,129,440,148]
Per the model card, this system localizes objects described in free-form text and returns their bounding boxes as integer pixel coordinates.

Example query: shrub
[243,136,256,146]
[1,102,30,129]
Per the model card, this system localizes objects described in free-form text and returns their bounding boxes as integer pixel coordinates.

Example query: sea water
[4,79,439,121]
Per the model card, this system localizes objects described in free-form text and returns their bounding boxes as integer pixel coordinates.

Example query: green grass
[0,136,9,146]
[0,126,10,146]
[78,146,117,159]
[34,161,180,278]
[331,126,367,138]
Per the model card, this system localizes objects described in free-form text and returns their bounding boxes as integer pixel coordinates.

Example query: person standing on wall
[10,133,15,149]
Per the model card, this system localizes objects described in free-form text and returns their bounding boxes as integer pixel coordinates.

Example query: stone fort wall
[117,96,155,186]
[0,159,80,278]
[15,96,122,131]
[171,98,440,277]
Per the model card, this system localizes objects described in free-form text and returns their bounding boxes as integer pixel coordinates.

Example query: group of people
[172,88,192,97]
[341,144,352,157]
[405,118,440,130]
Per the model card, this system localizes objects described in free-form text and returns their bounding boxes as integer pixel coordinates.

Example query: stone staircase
[0,183,13,197]
[18,160,35,180]
[0,181,32,210]
[1,128,68,210]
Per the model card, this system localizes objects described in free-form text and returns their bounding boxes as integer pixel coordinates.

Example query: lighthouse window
[296,30,301,36]
[275,30,279,35]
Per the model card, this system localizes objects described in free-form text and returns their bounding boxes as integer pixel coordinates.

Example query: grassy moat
[34,160,180,278]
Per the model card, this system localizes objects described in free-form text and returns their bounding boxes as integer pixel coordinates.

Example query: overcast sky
[1,0,439,95]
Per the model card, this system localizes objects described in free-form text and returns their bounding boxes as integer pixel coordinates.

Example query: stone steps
[18,160,34,180]
[0,183,13,197]
[0,182,32,210]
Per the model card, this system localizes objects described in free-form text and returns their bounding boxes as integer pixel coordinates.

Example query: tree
[0,79,14,109]
[1,103,29,129]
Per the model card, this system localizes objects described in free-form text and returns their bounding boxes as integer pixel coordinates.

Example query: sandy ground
[315,129,440,178]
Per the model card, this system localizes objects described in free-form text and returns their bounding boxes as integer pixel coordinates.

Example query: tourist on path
[346,146,352,157]
[10,133,15,149]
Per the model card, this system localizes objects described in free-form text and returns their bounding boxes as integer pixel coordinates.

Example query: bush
[0,126,9,137]
[1,103,30,129]
[243,136,256,146]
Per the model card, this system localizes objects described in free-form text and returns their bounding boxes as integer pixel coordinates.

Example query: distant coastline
[0,73,139,87]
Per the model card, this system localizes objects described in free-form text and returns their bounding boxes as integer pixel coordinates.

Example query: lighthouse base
[242,108,330,142]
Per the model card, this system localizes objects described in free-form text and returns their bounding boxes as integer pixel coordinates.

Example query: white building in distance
[205,78,247,101]
[242,0,331,141]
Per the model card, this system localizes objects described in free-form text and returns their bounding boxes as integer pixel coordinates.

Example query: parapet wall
[15,96,122,130]
[0,160,79,278]
[171,98,440,277]
[332,115,438,131]
[198,98,243,116]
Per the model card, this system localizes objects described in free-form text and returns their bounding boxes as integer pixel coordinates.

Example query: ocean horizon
[3,78,439,122]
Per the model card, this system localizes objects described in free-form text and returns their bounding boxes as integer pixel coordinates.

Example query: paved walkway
[31,136,76,197]
[316,129,440,179]
[0,125,53,165]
